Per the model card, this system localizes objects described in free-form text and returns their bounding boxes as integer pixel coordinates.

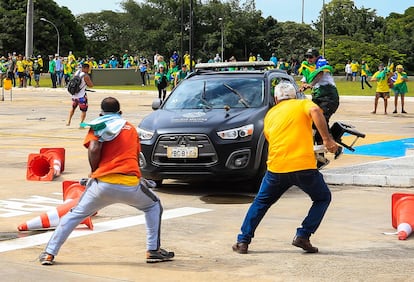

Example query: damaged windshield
[163,77,264,110]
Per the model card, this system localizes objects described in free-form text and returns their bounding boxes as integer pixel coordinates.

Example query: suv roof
[195,61,276,70]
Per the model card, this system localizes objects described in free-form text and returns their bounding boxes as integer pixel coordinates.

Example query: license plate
[167,147,198,158]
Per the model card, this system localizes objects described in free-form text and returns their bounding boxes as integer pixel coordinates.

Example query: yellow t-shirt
[16,60,25,72]
[372,71,391,92]
[264,99,317,173]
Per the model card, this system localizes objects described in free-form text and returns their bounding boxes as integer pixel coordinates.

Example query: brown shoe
[292,236,318,253]
[232,242,248,254]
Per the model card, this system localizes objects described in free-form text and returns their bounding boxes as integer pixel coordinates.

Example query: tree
[0,0,86,57]
[311,0,408,72]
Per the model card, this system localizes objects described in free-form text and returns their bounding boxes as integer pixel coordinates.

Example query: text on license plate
[167,147,198,158]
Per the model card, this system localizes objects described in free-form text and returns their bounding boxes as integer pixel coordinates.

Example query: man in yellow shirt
[350,59,360,82]
[233,82,338,255]
[370,63,392,114]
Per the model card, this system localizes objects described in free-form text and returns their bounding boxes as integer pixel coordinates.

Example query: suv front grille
[152,134,218,165]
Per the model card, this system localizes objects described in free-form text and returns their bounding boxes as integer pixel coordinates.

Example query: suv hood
[139,107,265,131]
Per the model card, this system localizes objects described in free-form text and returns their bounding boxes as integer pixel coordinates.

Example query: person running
[39,97,174,265]
[66,63,93,126]
[360,60,372,90]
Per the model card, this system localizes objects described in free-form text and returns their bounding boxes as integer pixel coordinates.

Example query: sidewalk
[321,95,414,188]
[323,155,414,187]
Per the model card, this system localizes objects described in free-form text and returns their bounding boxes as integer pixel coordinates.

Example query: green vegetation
[1,0,413,73]
[37,75,413,97]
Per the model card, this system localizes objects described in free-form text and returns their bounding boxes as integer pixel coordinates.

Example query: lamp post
[301,0,304,24]
[218,17,224,61]
[189,0,194,71]
[321,0,325,57]
[25,0,34,58]
[40,17,60,56]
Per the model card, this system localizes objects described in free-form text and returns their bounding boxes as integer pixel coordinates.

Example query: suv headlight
[137,127,154,140]
[217,124,254,140]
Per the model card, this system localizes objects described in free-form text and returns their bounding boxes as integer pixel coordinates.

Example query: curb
[322,155,414,187]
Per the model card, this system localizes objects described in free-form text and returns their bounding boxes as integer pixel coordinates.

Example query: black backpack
[67,74,82,95]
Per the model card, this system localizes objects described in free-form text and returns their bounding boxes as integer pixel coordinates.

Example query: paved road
[0,88,413,281]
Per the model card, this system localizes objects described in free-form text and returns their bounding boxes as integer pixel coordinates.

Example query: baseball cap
[305,48,319,57]
[274,82,297,101]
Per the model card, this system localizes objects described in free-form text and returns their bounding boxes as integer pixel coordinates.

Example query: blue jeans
[237,169,331,244]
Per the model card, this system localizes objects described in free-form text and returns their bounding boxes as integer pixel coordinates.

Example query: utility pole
[322,0,325,56]
[189,0,194,71]
[302,0,304,24]
[25,0,34,58]
[180,0,184,65]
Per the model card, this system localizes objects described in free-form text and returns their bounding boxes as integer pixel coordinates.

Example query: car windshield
[163,77,264,110]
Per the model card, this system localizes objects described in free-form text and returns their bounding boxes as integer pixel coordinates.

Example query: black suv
[137,61,301,189]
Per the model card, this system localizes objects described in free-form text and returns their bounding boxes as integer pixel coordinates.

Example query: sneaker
[402,110,407,114]
[292,236,318,253]
[232,242,248,254]
[393,110,397,114]
[39,252,55,265]
[146,248,174,263]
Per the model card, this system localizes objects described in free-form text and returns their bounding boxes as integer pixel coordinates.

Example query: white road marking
[0,207,211,253]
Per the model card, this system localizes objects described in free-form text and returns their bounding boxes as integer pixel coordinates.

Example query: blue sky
[54,0,412,24]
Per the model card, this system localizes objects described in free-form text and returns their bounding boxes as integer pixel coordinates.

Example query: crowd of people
[345,59,409,114]
[1,49,408,115]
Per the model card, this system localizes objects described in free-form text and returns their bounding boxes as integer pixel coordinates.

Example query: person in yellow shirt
[37,55,43,68]
[248,52,256,62]
[350,59,360,82]
[370,63,392,114]
[183,51,190,68]
[15,55,26,88]
[232,82,338,255]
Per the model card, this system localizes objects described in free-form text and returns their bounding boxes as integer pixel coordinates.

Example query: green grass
[327,79,412,97]
[37,75,413,96]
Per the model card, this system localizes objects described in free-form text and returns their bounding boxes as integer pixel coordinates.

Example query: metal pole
[302,0,304,24]
[40,17,60,55]
[322,0,325,57]
[25,0,34,58]
[189,0,193,71]
[219,18,223,61]
[180,0,184,65]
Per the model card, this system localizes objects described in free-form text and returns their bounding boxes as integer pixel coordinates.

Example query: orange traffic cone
[26,148,65,181]
[17,181,94,231]
[391,193,414,240]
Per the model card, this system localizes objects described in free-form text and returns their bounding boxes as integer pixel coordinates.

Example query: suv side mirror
[152,99,162,110]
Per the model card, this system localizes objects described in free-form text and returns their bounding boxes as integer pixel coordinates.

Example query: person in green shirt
[391,65,409,114]
[360,60,372,90]
[154,65,168,101]
[174,64,189,87]
[48,55,57,88]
